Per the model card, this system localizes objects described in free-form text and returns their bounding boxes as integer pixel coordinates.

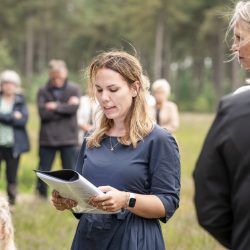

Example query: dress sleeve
[75,137,87,173]
[149,131,180,223]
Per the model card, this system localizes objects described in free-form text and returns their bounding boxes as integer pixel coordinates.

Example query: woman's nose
[101,90,110,101]
[232,42,239,53]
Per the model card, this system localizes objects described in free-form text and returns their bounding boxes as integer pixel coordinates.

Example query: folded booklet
[35,169,120,214]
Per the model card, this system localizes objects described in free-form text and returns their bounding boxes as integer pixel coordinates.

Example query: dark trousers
[36,145,78,198]
[0,146,20,204]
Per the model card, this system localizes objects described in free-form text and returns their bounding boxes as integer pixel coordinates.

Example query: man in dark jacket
[36,59,80,198]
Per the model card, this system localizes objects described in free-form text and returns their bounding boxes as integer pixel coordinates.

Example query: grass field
[0,106,226,249]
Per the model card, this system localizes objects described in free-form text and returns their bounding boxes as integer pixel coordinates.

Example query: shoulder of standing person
[218,90,250,118]
[66,80,81,96]
[14,93,27,104]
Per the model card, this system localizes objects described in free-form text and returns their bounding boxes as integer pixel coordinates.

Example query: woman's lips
[103,106,116,113]
[104,106,115,110]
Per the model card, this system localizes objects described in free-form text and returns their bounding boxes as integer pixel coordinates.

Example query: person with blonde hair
[0,196,16,250]
[151,78,179,133]
[0,70,30,205]
[194,2,250,250]
[51,51,180,250]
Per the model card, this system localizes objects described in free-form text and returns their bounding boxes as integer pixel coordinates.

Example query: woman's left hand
[89,186,128,212]
[51,190,77,211]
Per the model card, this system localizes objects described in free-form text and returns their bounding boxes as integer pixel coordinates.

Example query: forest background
[0,0,248,110]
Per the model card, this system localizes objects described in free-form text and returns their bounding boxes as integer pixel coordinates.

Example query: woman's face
[94,68,136,124]
[1,82,17,96]
[153,88,168,104]
[233,20,250,69]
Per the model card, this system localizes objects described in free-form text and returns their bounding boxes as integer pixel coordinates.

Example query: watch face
[129,198,136,208]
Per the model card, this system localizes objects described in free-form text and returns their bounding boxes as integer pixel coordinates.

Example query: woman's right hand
[51,190,77,211]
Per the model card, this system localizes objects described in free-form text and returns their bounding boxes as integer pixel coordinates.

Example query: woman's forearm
[126,193,165,219]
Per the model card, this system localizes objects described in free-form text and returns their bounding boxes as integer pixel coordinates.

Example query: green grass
[0,107,226,249]
[13,198,77,250]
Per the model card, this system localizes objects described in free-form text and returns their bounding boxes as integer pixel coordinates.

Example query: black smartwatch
[127,193,136,208]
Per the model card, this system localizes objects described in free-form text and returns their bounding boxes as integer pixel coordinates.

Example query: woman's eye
[235,35,240,42]
[96,89,103,93]
[110,88,118,92]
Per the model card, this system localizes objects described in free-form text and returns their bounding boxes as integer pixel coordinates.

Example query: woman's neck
[108,120,126,137]
[156,101,164,109]
[3,94,15,103]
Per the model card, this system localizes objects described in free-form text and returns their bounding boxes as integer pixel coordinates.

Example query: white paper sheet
[35,169,119,214]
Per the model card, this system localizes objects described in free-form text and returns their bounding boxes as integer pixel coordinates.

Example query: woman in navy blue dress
[52,51,180,250]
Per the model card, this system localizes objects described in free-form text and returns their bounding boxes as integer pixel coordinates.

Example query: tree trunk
[47,31,53,61]
[163,28,171,81]
[211,26,225,105]
[154,14,165,80]
[192,43,205,95]
[37,27,47,73]
[18,43,25,74]
[25,18,34,82]
[193,56,204,94]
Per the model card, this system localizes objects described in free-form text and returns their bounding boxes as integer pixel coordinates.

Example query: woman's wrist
[123,192,130,209]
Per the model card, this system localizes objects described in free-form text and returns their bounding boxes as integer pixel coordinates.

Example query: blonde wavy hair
[0,196,16,250]
[86,51,154,148]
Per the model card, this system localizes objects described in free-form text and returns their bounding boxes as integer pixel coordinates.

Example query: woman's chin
[104,112,115,119]
[239,59,250,70]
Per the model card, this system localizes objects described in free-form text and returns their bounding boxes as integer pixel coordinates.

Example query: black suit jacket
[193,90,250,250]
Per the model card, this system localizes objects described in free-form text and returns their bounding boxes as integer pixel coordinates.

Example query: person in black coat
[36,59,80,199]
[0,70,30,205]
[193,2,250,250]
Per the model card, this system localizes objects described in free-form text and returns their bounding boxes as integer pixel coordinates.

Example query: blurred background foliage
[0,0,247,109]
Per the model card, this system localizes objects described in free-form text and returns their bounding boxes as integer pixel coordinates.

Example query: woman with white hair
[151,78,179,133]
[0,196,16,250]
[193,2,250,250]
[0,70,30,206]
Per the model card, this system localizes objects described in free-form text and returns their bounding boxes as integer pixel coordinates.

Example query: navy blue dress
[72,125,180,250]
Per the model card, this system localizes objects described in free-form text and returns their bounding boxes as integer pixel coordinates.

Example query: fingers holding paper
[51,190,77,211]
[89,186,128,212]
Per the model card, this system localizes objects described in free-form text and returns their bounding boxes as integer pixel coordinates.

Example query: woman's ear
[132,90,137,97]
[131,81,140,97]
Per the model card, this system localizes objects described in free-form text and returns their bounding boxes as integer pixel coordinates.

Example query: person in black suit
[193,2,250,250]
